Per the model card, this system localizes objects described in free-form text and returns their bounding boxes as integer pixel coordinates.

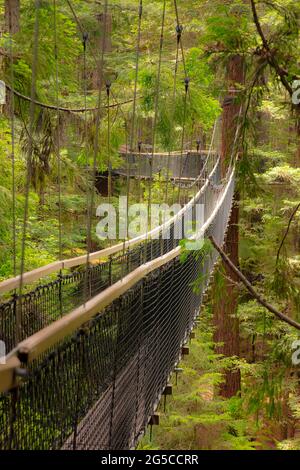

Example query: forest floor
[139,310,281,451]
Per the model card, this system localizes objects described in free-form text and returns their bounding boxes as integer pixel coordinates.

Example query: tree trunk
[213,193,241,397]
[220,55,244,176]
[213,54,245,398]
[5,0,20,35]
[91,12,112,90]
[2,1,20,116]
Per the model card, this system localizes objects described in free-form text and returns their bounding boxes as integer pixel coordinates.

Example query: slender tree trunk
[213,54,245,398]
[3,0,20,114]
[91,12,112,89]
[220,55,244,176]
[213,194,241,397]
[295,106,300,167]
[5,0,20,35]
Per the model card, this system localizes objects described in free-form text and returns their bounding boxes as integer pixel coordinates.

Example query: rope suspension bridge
[0,0,240,450]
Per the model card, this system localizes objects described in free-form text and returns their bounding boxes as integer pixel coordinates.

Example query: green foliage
[0,0,300,452]
[140,308,259,450]
[202,1,253,50]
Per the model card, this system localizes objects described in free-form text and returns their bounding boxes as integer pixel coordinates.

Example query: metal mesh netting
[0,170,234,450]
[0,156,221,353]
[115,151,207,180]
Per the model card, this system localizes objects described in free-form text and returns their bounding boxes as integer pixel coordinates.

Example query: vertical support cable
[128,0,143,205]
[122,0,143,269]
[108,301,121,449]
[138,140,142,202]
[82,30,89,304]
[85,0,109,293]
[177,77,189,204]
[173,0,189,95]
[17,0,40,343]
[53,0,62,261]
[106,80,112,205]
[8,19,16,278]
[8,387,18,450]
[65,0,109,295]
[53,0,63,316]
[133,282,144,440]
[72,330,85,450]
[164,25,181,206]
[146,0,166,261]
[122,119,129,279]
[161,22,182,255]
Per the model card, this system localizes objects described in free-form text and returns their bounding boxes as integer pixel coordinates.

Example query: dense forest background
[1,0,300,450]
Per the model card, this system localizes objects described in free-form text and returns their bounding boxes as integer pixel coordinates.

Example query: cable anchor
[176,24,183,43]
[138,1,143,18]
[82,32,89,51]
[106,81,111,97]
[184,77,190,93]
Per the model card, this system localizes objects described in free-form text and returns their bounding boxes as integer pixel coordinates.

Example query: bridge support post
[162,384,173,412]
[181,346,189,356]
[174,367,183,385]
[149,413,160,441]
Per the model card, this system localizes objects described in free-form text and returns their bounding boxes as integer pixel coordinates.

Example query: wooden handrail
[0,158,220,295]
[0,168,234,393]
[0,356,21,393]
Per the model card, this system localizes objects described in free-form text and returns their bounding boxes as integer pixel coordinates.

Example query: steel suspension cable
[164,24,181,205]
[8,20,16,277]
[146,0,167,260]
[173,0,193,204]
[53,0,62,262]
[128,0,143,205]
[121,119,129,279]
[82,29,90,303]
[85,0,109,282]
[106,81,112,205]
[17,0,40,343]
[161,21,182,255]
[175,115,219,191]
[174,1,193,209]
[65,0,112,274]
[173,0,189,92]
[177,77,190,204]
[66,0,127,260]
[5,82,136,113]
[120,0,144,274]
[66,0,111,300]
[138,140,142,202]
[66,0,133,116]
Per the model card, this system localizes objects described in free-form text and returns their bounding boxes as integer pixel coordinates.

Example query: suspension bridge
[114,150,210,181]
[0,0,240,451]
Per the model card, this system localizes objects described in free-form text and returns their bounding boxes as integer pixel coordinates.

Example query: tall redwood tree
[213,54,245,398]
[5,0,20,34]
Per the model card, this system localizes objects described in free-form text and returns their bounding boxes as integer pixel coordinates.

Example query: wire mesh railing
[115,150,210,180]
[0,155,221,353]
[0,168,235,450]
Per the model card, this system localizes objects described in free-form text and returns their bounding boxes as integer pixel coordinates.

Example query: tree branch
[276,202,300,266]
[250,0,293,96]
[209,235,300,331]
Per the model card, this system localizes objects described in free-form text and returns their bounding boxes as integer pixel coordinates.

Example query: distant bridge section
[114,151,213,180]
